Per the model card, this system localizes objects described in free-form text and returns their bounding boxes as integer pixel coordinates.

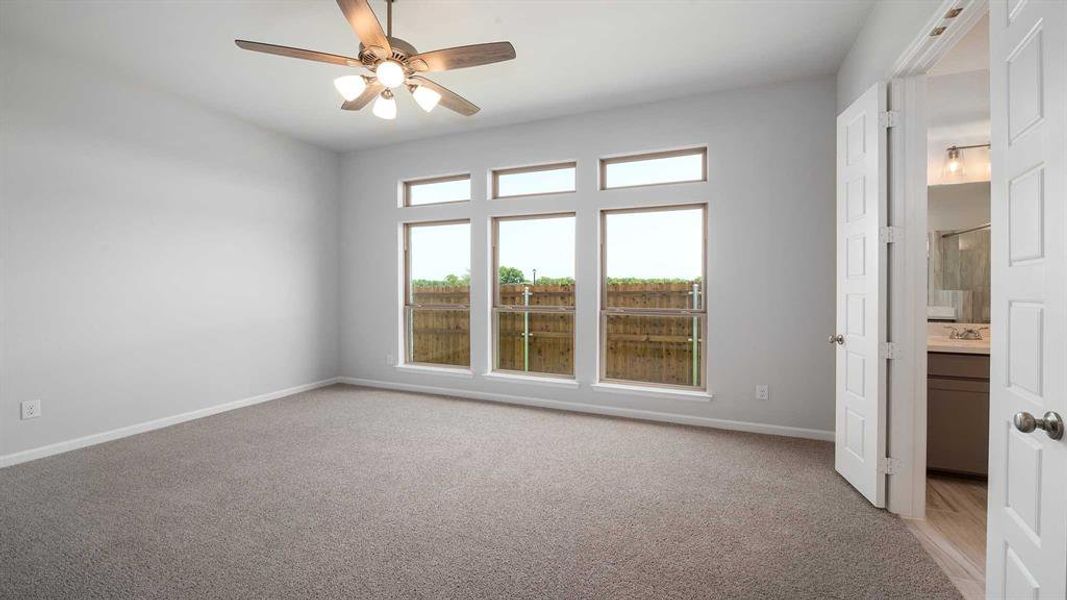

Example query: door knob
[828,334,845,345]
[1013,411,1064,440]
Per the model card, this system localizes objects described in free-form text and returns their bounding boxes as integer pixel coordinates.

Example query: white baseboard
[338,377,834,442]
[1,376,832,468]
[0,378,341,468]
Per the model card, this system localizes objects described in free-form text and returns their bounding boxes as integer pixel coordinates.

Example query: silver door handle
[1013,411,1064,440]
[828,334,845,345]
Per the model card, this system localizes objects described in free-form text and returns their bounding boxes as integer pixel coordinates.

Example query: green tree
[498,265,525,284]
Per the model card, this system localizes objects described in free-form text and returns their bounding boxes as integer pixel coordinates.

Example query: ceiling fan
[235,0,516,120]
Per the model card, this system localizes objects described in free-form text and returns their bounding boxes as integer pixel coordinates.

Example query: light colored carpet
[1,384,960,599]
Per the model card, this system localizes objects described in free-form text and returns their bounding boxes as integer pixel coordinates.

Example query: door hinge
[878,457,902,475]
[879,342,901,360]
[879,226,903,244]
[879,110,899,128]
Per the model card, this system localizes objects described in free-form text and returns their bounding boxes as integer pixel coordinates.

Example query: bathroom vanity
[927,325,990,476]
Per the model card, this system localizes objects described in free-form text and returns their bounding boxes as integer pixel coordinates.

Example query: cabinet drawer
[928,352,990,380]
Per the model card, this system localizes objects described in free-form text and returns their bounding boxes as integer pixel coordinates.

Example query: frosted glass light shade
[941,146,965,180]
[373,93,397,120]
[375,61,405,89]
[333,75,366,101]
[412,85,441,112]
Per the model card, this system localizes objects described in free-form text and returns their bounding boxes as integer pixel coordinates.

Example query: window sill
[395,364,474,378]
[590,382,712,402]
[483,371,580,389]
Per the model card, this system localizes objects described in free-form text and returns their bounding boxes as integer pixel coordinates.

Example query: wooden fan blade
[235,40,363,67]
[336,0,391,58]
[408,42,515,72]
[408,76,479,116]
[341,82,384,111]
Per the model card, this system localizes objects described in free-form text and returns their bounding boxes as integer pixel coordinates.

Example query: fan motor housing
[360,37,418,64]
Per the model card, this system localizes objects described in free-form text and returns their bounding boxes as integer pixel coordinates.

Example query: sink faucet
[944,326,989,340]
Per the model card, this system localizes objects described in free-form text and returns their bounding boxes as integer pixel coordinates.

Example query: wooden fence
[409,281,702,386]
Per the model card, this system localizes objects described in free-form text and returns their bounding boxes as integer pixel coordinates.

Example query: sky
[604,153,703,188]
[409,207,703,282]
[604,208,703,280]
[498,216,575,280]
[408,178,469,206]
[497,166,575,198]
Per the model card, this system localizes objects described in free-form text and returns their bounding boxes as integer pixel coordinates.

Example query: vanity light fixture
[942,143,991,179]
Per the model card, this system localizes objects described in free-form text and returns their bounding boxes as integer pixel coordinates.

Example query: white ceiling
[1,0,875,152]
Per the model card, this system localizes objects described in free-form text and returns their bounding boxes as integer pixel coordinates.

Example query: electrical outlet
[21,399,42,420]
[755,385,769,401]
[386,353,395,365]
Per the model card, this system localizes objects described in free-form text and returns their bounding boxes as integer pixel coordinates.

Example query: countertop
[927,338,990,354]
[927,323,990,355]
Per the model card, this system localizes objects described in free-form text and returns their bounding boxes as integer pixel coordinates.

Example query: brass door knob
[1013,411,1064,440]
[828,334,845,345]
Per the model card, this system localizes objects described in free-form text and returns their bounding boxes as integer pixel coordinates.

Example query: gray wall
[836,0,941,109]
[0,42,341,457]
[928,182,990,232]
[339,78,838,436]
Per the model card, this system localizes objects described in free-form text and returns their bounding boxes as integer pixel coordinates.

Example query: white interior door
[834,82,888,508]
[987,1,1067,598]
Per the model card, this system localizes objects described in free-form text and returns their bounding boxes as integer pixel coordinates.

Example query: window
[404,174,471,206]
[404,221,471,367]
[492,214,576,377]
[600,147,707,190]
[492,162,577,199]
[600,205,706,389]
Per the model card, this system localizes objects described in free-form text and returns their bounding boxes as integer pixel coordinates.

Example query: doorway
[889,11,992,600]
[904,12,991,600]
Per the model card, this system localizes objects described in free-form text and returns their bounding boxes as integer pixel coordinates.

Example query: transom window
[404,174,471,206]
[403,220,471,367]
[492,162,577,199]
[600,205,706,389]
[600,147,707,190]
[492,214,576,377]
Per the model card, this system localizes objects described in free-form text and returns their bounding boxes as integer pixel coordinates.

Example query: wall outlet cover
[21,399,42,420]
[755,385,769,401]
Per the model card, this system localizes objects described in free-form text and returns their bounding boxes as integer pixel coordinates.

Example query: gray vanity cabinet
[927,352,990,476]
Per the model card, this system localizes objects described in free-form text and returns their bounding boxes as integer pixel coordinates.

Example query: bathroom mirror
[927,182,991,324]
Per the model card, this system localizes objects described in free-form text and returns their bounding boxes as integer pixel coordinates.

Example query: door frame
[882,0,989,519]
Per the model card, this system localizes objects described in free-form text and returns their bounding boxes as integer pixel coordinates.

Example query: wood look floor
[905,474,988,600]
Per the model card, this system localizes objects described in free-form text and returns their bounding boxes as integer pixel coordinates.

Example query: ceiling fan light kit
[236,0,516,121]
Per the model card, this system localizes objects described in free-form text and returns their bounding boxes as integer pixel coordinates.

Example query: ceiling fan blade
[336,0,391,58]
[408,42,516,72]
[235,40,363,67]
[341,82,385,111]
[409,76,479,116]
